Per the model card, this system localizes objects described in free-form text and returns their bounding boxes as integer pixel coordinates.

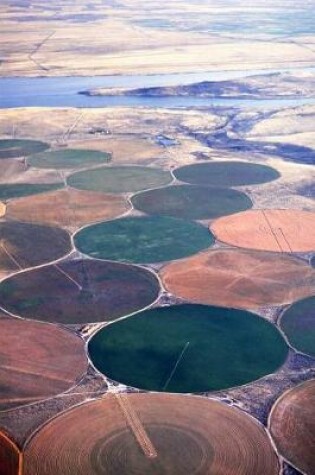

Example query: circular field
[269,380,315,475]
[67,166,172,194]
[0,318,87,411]
[0,222,71,274]
[132,185,252,220]
[0,201,5,217]
[28,149,111,169]
[74,216,214,264]
[280,296,315,357]
[0,139,49,159]
[211,209,315,253]
[174,161,280,186]
[0,183,63,201]
[0,259,160,324]
[24,393,279,475]
[160,249,315,309]
[7,188,130,229]
[89,304,288,393]
[0,431,20,475]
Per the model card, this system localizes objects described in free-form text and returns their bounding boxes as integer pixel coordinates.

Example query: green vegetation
[0,183,63,200]
[67,166,172,193]
[281,296,315,357]
[132,184,252,219]
[28,149,111,169]
[89,304,288,393]
[0,139,49,159]
[174,161,280,186]
[74,216,214,264]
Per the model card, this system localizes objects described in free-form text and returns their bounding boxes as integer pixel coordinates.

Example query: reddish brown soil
[0,259,160,324]
[0,318,87,411]
[24,393,279,475]
[269,380,315,475]
[0,431,20,475]
[211,209,315,253]
[6,188,130,229]
[160,249,315,309]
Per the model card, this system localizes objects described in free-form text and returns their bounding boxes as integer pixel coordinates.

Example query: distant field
[0,139,49,159]
[0,221,71,273]
[211,209,315,253]
[28,149,111,169]
[89,304,288,393]
[7,188,129,229]
[280,296,315,357]
[269,380,315,475]
[67,166,172,193]
[174,161,280,186]
[0,318,87,411]
[24,393,279,475]
[0,431,19,475]
[74,216,214,263]
[132,184,252,219]
[0,182,63,200]
[161,249,315,309]
[0,259,160,324]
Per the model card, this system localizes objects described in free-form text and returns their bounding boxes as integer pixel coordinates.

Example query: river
[1,67,314,109]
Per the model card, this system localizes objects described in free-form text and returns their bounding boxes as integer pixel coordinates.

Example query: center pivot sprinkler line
[53,264,82,291]
[115,394,158,459]
[0,240,23,270]
[260,210,292,253]
[162,341,190,391]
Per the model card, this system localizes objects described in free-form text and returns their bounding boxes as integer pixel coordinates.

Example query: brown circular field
[0,222,71,274]
[211,209,315,253]
[0,318,87,411]
[160,249,315,309]
[0,259,160,324]
[0,430,20,475]
[0,201,5,217]
[6,188,130,229]
[269,380,315,475]
[24,393,279,475]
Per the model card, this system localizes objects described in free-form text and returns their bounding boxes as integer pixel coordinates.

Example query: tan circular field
[269,380,315,475]
[0,318,87,411]
[161,249,315,309]
[6,188,130,229]
[211,209,315,253]
[24,393,279,475]
[0,201,6,217]
[0,430,20,475]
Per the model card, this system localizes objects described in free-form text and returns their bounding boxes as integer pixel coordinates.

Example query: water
[1,68,314,109]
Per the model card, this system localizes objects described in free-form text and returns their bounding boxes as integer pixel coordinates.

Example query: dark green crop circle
[89,304,288,393]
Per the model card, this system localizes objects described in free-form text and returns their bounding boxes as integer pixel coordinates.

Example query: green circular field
[0,139,49,159]
[280,296,315,357]
[174,161,280,187]
[132,185,252,219]
[67,166,172,193]
[0,183,63,201]
[89,304,288,393]
[74,216,214,264]
[28,149,111,169]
